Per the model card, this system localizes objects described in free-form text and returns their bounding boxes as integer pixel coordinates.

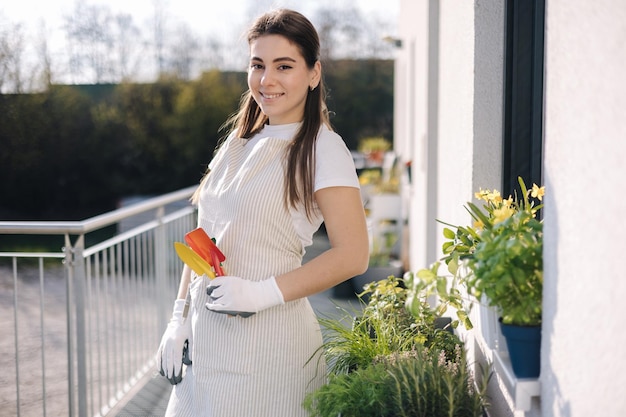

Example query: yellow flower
[531,184,545,201]
[475,189,489,201]
[488,190,502,204]
[473,219,485,230]
[492,206,515,224]
[475,189,503,205]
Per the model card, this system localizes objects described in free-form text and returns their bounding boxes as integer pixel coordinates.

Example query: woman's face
[248,34,320,125]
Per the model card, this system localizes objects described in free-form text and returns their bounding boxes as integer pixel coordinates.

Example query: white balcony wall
[395,0,626,416]
[542,1,626,416]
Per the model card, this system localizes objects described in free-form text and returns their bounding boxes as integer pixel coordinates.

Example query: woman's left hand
[206,275,284,316]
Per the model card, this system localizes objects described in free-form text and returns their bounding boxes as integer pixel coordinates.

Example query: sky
[1,0,399,87]
[1,0,399,41]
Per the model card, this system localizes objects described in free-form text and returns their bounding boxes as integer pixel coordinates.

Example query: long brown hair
[194,9,331,218]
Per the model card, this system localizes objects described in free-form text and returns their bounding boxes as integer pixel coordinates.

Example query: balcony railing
[0,186,196,417]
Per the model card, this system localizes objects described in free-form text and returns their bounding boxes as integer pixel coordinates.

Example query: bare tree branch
[0,18,25,93]
[64,2,116,83]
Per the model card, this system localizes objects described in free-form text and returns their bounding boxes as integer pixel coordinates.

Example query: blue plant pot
[500,320,541,378]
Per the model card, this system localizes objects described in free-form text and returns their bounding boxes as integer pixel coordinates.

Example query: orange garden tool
[184,228,226,276]
[174,228,225,278]
[175,229,251,318]
[181,228,254,318]
[174,242,216,279]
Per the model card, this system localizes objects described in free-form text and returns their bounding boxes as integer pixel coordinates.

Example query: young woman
[157,9,369,416]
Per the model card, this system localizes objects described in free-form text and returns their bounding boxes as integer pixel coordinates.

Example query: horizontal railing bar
[84,206,195,257]
[0,186,196,235]
[0,252,65,258]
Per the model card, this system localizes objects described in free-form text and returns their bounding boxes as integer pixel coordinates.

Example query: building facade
[394,1,626,415]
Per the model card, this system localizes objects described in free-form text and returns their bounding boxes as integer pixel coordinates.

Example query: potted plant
[304,346,488,417]
[305,276,487,416]
[442,177,545,378]
[357,136,392,166]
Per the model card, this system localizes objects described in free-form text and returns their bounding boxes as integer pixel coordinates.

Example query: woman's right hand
[156,299,193,384]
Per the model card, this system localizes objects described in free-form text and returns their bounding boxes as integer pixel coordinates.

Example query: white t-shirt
[211,122,359,252]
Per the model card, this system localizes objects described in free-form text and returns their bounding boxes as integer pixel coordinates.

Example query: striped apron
[165,135,326,416]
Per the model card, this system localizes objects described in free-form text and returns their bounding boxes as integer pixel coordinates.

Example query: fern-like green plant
[316,276,464,375]
[316,302,418,374]
[304,346,489,417]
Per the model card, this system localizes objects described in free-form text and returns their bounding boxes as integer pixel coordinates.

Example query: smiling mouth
[261,92,284,99]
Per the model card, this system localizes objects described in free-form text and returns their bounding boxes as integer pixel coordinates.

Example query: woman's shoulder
[317,124,341,139]
[314,125,359,190]
[315,125,353,160]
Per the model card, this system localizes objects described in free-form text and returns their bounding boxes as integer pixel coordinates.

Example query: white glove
[206,276,284,316]
[156,299,192,384]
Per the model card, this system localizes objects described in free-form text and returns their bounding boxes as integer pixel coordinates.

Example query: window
[502,0,545,197]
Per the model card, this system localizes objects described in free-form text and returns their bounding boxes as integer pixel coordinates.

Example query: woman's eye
[277,65,292,70]
[250,63,263,70]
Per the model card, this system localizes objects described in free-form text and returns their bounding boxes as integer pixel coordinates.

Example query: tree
[63,2,143,84]
[152,0,167,75]
[36,22,54,90]
[313,6,396,61]
[64,2,115,83]
[201,38,225,71]
[325,59,394,149]
[171,70,247,183]
[0,18,25,93]
[0,86,114,219]
[167,23,199,80]
[112,13,142,81]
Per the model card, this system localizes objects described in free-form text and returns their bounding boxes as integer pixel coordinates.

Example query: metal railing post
[67,234,89,417]
[154,207,169,338]
[12,258,21,417]
[63,236,76,417]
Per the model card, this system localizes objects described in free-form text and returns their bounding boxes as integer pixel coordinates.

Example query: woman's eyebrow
[250,56,297,63]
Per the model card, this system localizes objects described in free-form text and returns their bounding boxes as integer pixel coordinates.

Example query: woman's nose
[260,69,274,85]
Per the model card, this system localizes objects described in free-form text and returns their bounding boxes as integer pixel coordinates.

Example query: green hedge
[0,60,393,220]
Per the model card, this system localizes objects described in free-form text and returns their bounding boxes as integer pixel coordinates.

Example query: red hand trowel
[184,228,226,276]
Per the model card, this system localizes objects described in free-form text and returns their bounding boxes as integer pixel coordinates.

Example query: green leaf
[443,227,456,239]
[518,176,530,208]
[435,303,447,317]
[457,311,473,329]
[403,271,415,288]
[406,294,421,318]
[459,234,473,247]
[436,278,448,297]
[447,257,459,275]
[467,202,492,228]
[416,268,435,281]
[466,227,481,240]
